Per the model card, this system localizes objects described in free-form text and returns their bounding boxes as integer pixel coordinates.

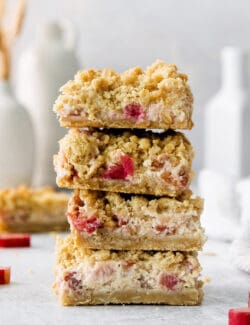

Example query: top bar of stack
[53,60,193,130]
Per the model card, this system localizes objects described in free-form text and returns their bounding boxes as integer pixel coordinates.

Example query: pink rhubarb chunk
[159,273,179,290]
[102,154,134,180]
[229,308,250,325]
[0,234,30,248]
[68,212,102,234]
[0,267,11,285]
[64,271,82,292]
[124,103,145,121]
[228,293,250,325]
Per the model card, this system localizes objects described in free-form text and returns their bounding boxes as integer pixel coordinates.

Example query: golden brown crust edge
[57,287,203,306]
[73,232,205,251]
[0,221,69,233]
[59,116,194,130]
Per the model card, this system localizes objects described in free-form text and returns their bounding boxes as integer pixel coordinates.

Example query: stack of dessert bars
[53,60,205,306]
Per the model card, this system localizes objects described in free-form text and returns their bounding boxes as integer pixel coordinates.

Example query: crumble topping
[53,60,193,130]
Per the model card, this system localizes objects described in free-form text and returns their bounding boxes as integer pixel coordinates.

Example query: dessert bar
[68,190,205,251]
[54,129,194,197]
[0,186,69,232]
[54,236,203,306]
[53,60,193,130]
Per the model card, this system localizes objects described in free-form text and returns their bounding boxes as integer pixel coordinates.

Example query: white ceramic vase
[230,178,250,273]
[16,21,79,187]
[198,169,239,241]
[0,80,34,187]
[204,47,250,179]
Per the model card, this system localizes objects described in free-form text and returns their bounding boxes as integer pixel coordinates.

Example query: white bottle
[16,21,79,187]
[0,80,34,187]
[198,169,239,241]
[204,47,250,179]
[230,178,250,273]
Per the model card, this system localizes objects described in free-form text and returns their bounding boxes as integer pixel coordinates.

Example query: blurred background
[11,0,250,173]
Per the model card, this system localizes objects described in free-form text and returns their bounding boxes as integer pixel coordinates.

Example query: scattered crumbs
[202,276,211,284]
[201,251,216,256]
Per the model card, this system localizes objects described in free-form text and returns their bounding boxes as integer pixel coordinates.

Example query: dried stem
[0,31,9,80]
[0,0,5,25]
[0,0,27,80]
[9,0,27,43]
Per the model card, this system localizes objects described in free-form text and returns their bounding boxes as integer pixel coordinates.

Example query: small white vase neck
[36,21,75,50]
[221,47,249,91]
[38,23,64,47]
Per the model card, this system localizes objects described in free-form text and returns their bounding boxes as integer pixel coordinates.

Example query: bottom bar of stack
[54,236,203,306]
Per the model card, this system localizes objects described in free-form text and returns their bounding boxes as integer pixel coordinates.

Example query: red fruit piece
[0,267,11,285]
[124,103,145,121]
[159,273,179,290]
[229,308,250,325]
[64,271,82,292]
[121,259,135,271]
[102,154,134,180]
[102,164,126,180]
[120,154,134,177]
[0,234,30,248]
[155,224,167,232]
[155,224,175,234]
[69,213,102,234]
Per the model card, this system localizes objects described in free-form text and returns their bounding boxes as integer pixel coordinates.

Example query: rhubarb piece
[0,233,30,248]
[102,164,127,180]
[0,267,11,284]
[124,103,145,121]
[54,129,194,197]
[67,189,205,251]
[64,271,82,293]
[229,308,250,325]
[159,273,179,290]
[54,236,203,306]
[53,60,193,130]
[69,213,102,234]
[102,154,134,180]
[228,294,250,325]
[0,186,68,233]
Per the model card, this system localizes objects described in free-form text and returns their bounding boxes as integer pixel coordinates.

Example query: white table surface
[0,234,249,325]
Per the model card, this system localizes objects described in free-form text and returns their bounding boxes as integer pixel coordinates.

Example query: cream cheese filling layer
[57,257,200,296]
[59,102,190,126]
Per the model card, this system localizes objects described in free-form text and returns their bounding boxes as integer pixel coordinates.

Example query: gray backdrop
[11,0,250,172]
